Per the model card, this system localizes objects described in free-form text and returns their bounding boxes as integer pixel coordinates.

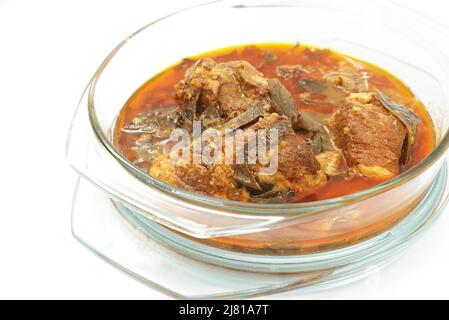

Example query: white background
[0,0,448,299]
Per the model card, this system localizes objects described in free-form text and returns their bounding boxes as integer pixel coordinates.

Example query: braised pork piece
[114,44,434,203]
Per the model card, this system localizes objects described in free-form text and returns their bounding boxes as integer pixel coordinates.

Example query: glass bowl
[67,0,449,293]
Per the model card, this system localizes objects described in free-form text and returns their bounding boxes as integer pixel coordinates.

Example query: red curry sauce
[114,43,435,202]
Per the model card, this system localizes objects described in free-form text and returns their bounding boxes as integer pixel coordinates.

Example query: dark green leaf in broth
[298,79,328,93]
[250,188,294,203]
[123,105,184,136]
[268,78,300,125]
[276,65,311,79]
[310,129,335,155]
[199,104,223,129]
[298,78,346,106]
[298,113,335,154]
[376,90,420,167]
[216,100,266,133]
[268,78,335,153]
[234,165,262,191]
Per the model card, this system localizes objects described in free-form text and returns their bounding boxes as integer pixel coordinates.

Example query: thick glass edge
[86,0,449,211]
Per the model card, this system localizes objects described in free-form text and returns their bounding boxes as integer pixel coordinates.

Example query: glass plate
[71,162,449,299]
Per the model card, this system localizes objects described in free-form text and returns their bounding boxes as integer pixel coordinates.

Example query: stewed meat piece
[175,58,271,119]
[327,92,408,177]
[243,113,326,199]
[149,154,250,201]
[249,113,321,176]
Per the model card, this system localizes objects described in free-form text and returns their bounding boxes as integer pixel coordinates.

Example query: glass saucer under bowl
[72,169,449,298]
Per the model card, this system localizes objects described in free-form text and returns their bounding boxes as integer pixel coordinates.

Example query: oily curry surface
[114,43,435,203]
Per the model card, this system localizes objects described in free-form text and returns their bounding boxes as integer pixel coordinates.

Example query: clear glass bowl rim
[87,0,449,210]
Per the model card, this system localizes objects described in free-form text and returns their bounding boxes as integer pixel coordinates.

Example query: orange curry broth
[114,43,435,203]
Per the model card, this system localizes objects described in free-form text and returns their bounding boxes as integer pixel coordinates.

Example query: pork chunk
[149,154,249,201]
[278,134,321,177]
[244,113,326,197]
[175,58,270,118]
[249,113,321,176]
[328,93,407,177]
